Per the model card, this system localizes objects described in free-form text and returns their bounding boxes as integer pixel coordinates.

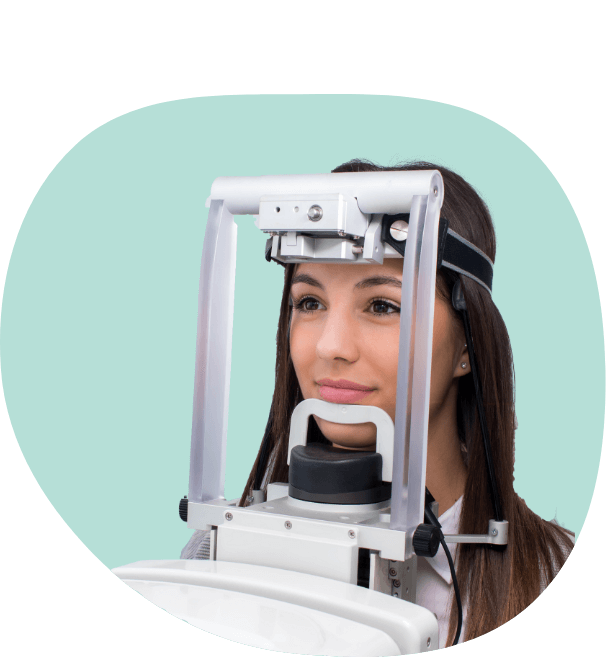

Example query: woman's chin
[316,419,377,451]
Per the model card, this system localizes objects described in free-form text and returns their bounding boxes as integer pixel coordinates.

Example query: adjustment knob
[412,523,441,557]
[179,495,188,522]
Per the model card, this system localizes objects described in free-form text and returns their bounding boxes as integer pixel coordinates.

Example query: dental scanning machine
[113,171,508,655]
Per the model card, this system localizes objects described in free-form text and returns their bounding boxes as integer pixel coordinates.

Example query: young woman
[182,159,574,647]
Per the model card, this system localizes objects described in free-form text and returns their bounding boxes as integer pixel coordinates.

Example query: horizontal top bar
[209,171,443,215]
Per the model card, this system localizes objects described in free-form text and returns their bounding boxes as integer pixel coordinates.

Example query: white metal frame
[188,171,444,561]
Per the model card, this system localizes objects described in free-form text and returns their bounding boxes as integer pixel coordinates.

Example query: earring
[461,362,467,369]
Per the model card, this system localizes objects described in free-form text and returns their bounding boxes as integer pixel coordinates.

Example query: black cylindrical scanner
[288,444,392,504]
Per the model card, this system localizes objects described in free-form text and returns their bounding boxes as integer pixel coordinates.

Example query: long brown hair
[240,159,574,645]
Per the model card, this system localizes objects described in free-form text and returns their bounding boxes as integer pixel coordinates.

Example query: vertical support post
[390,175,443,560]
[405,185,443,547]
[390,196,426,537]
[188,200,237,503]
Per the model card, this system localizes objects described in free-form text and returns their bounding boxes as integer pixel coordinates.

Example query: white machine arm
[209,171,441,215]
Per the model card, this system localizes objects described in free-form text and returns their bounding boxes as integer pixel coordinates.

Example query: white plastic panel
[113,560,439,655]
[217,523,358,583]
[125,580,401,655]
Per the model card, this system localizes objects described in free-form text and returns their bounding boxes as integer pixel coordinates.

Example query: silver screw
[225,512,233,521]
[389,568,397,577]
[427,637,432,648]
[307,205,323,221]
[389,219,408,242]
[491,528,498,536]
[348,530,356,539]
[433,186,438,197]
[393,591,399,598]
[285,521,292,529]
[393,580,401,588]
[293,206,299,212]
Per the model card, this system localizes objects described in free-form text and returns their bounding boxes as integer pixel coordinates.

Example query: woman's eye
[369,299,400,315]
[302,299,320,312]
[294,296,324,313]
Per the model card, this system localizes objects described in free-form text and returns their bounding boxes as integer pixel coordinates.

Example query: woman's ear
[454,342,471,378]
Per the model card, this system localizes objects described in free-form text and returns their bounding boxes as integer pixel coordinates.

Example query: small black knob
[412,523,442,557]
[179,495,188,522]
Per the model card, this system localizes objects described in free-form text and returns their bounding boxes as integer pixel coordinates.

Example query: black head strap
[382,214,493,294]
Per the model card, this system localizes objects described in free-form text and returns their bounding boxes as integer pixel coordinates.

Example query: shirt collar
[422,495,463,584]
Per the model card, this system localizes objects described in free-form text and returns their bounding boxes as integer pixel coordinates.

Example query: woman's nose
[315,309,360,363]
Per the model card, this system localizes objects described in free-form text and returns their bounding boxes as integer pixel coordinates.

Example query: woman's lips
[317,378,374,404]
[320,387,373,403]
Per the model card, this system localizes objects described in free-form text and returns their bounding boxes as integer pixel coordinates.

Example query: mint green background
[1,96,603,570]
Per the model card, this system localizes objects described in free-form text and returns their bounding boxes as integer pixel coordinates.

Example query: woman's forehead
[292,260,403,288]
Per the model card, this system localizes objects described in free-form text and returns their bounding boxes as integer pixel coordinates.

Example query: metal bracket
[369,552,417,603]
[361,214,385,264]
[443,519,508,545]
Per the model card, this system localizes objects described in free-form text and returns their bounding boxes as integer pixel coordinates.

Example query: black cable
[452,280,503,523]
[424,490,462,645]
[440,537,463,646]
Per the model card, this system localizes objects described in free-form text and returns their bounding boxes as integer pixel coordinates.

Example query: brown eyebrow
[355,276,402,290]
[290,273,401,291]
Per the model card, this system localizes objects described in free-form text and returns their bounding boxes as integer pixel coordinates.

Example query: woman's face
[289,260,468,450]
